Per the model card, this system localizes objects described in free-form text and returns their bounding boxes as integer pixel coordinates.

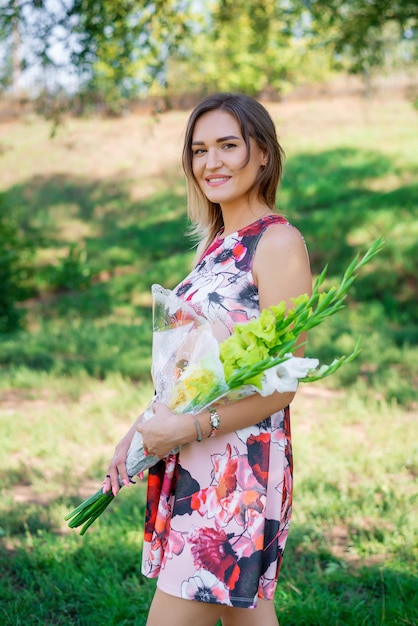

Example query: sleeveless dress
[142,214,295,609]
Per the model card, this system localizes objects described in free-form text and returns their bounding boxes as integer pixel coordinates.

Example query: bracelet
[208,407,221,437]
[192,416,203,442]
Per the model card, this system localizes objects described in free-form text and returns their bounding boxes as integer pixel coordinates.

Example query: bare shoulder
[253,222,312,308]
[253,222,310,273]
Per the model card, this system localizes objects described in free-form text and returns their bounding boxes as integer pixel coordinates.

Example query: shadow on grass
[4,170,189,261]
[0,305,154,378]
[4,146,416,314]
[0,147,416,389]
[0,490,416,626]
[1,170,192,380]
[282,149,417,318]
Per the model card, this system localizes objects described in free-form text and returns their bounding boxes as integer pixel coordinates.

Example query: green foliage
[2,0,416,111]
[162,0,337,99]
[48,243,92,292]
[0,193,34,333]
[301,0,418,75]
[72,0,193,112]
[0,0,192,112]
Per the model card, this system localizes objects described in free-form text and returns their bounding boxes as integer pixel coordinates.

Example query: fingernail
[123,478,130,487]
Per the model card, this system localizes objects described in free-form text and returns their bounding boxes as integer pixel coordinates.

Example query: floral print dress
[142,214,295,609]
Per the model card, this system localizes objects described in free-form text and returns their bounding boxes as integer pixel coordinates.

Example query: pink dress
[142,215,294,609]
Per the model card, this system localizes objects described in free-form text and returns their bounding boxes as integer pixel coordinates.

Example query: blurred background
[0,1,417,624]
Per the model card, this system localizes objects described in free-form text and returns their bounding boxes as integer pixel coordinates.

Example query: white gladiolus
[258,354,320,395]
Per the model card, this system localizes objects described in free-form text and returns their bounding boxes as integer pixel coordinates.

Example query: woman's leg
[146,588,222,626]
[221,598,279,626]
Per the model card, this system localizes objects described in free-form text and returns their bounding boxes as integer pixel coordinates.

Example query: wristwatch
[208,407,221,437]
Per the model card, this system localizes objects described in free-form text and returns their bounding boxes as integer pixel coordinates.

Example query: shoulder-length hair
[182,93,285,260]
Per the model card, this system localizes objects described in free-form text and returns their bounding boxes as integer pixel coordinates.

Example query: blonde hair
[182,93,285,261]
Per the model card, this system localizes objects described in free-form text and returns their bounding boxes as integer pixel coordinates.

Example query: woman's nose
[206,148,222,170]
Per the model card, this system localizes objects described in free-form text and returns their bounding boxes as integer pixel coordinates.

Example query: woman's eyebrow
[192,134,241,146]
[216,135,241,142]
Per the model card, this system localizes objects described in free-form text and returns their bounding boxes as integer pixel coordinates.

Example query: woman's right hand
[101,418,141,496]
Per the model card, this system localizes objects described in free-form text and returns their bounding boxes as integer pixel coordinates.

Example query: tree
[301,0,418,74]
[69,0,191,110]
[163,0,336,99]
[0,0,192,110]
[0,0,416,108]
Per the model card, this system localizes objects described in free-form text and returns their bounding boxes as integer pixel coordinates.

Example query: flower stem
[65,488,116,534]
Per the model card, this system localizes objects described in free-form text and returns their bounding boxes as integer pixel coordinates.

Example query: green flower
[269,300,287,323]
[243,308,277,346]
[220,327,270,377]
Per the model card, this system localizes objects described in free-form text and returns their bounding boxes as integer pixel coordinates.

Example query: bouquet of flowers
[65,237,383,534]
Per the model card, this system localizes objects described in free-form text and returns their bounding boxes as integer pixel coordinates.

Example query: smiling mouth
[206,176,231,185]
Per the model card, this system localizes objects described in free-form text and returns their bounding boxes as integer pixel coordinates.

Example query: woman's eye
[193,148,206,155]
[222,143,236,150]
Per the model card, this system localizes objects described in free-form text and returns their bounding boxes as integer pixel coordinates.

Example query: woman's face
[191,109,267,210]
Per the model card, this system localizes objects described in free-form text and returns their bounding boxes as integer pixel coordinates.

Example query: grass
[0,387,416,625]
[0,92,417,624]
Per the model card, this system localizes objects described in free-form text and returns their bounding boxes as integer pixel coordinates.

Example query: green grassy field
[0,93,417,625]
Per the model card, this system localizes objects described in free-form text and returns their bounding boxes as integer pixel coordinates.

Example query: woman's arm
[254,223,312,356]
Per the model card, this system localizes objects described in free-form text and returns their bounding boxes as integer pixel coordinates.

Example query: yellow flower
[169,385,189,411]
[169,364,223,411]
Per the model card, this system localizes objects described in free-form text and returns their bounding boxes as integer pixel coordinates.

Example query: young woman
[103,93,312,626]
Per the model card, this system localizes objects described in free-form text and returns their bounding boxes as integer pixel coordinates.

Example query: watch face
[209,409,220,432]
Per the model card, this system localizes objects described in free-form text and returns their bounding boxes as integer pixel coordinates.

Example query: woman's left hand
[137,401,194,458]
